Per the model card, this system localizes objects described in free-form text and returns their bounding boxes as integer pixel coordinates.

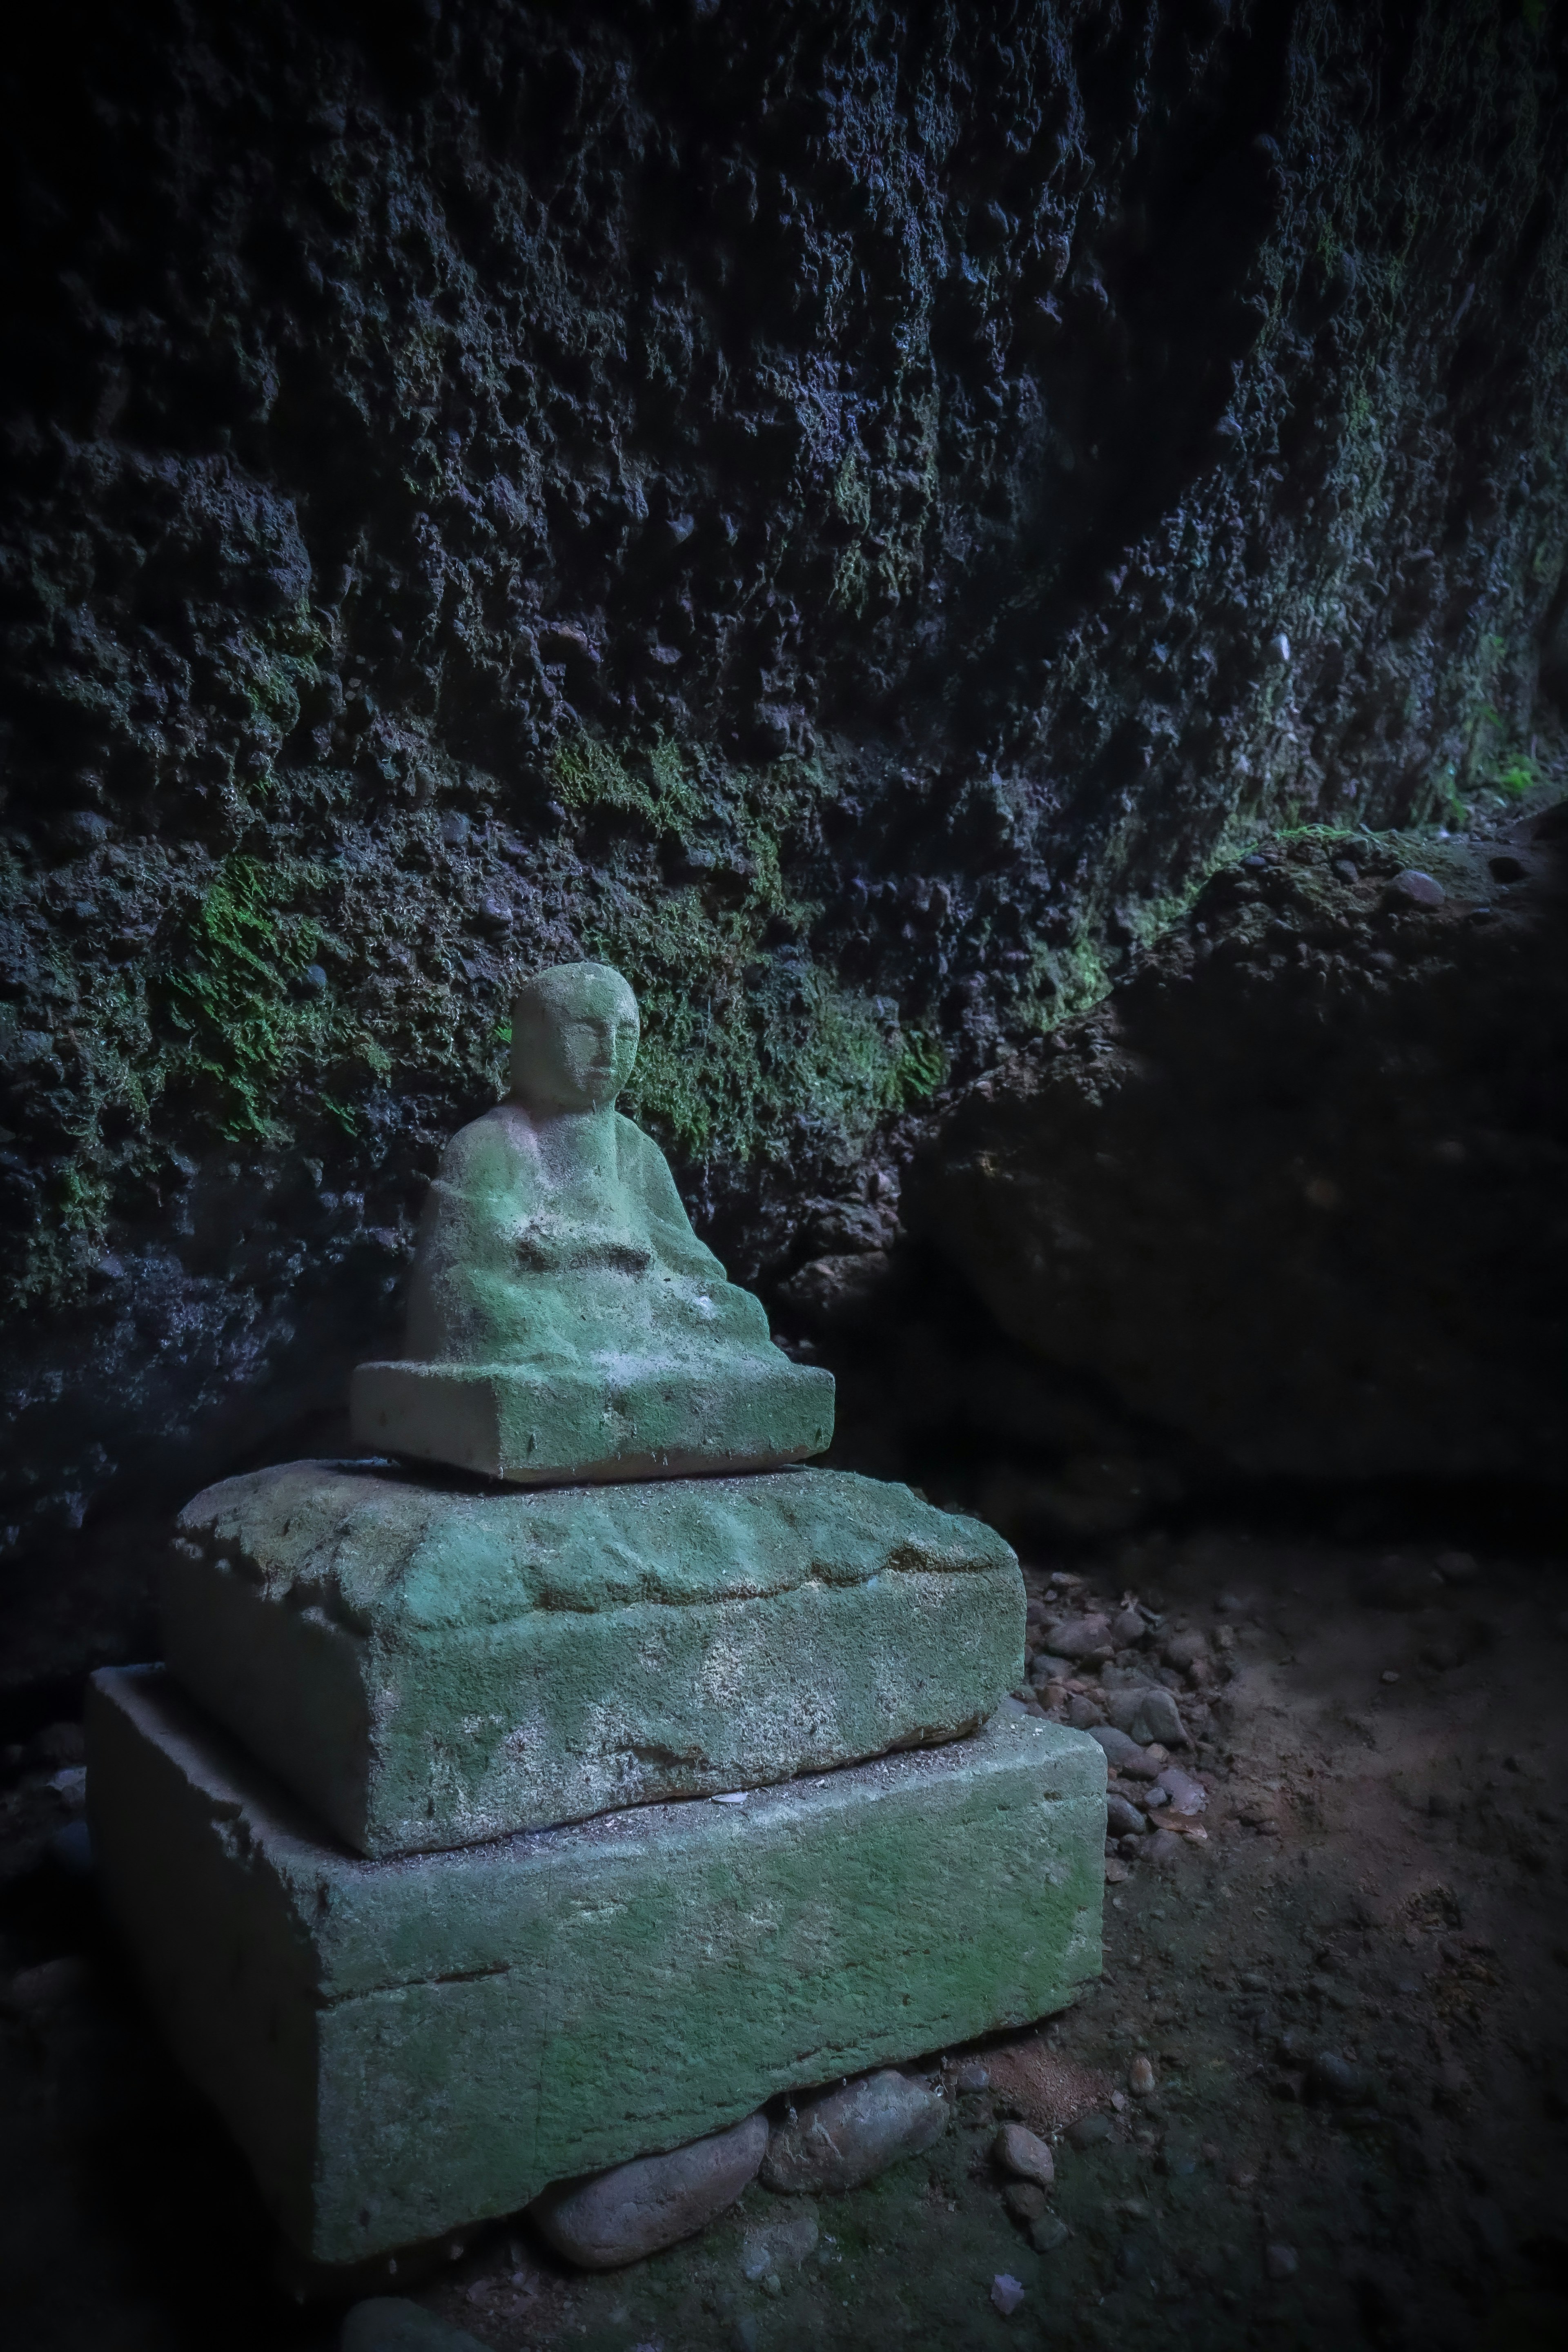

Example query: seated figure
[351,961,834,1482]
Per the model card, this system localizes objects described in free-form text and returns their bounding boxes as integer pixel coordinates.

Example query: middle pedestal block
[165,1461,1024,1857]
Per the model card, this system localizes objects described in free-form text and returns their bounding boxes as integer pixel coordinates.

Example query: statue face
[510,963,640,1112]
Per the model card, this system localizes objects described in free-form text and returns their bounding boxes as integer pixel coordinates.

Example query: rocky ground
[4,1521,1566,2352]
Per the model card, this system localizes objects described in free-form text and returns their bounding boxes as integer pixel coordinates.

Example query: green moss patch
[158,855,382,1143]
[554,733,944,1166]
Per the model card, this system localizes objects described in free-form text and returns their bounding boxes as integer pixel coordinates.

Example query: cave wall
[3,0,1567,1700]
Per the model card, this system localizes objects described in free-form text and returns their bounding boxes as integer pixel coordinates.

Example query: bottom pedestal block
[87,1666,1104,2267]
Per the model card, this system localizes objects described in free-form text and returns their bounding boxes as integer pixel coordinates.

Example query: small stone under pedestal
[87,1666,1104,2269]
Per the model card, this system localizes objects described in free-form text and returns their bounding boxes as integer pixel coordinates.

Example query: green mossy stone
[88,1668,1105,2267]
[164,1462,1026,1856]
[348,1351,834,1485]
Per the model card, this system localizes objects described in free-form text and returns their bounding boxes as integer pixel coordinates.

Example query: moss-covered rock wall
[3,0,1567,1695]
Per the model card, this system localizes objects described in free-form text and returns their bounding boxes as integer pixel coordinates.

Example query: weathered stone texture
[164,1462,1024,1854]
[4,2,1568,1684]
[87,1668,1104,2265]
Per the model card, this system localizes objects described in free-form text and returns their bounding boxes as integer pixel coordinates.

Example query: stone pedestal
[87,1666,1104,2268]
[165,1462,1024,1857]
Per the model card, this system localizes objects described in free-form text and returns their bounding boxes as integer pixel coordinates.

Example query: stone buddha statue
[351,961,834,1482]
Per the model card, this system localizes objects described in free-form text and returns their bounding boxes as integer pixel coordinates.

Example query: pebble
[1004,2180,1049,2223]
[1128,2056,1156,2097]
[1436,1550,1480,1585]
[1067,1694,1106,1730]
[740,2206,819,2281]
[1385,868,1445,909]
[1107,1684,1189,1748]
[1045,1613,1113,1660]
[990,2274,1027,2316]
[952,2061,990,2092]
[761,2070,945,2194]
[1068,2112,1114,2151]
[528,2111,768,2268]
[995,2123,1055,2188]
[1,1956,89,2014]
[341,2301,490,2352]
[1111,1606,1146,1647]
[1104,1856,1130,1884]
[1150,1765,1207,1816]
[1088,1726,1164,1779]
[1106,1793,1148,1837]
[1031,2214,1070,2254]
[1265,2243,1300,2281]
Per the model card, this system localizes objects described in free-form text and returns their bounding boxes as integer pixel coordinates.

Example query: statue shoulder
[615,1114,721,1269]
[435,1106,530,1196]
[613,1111,687,1207]
[613,1109,670,1173]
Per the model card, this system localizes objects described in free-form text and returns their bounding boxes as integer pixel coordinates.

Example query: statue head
[509,961,640,1113]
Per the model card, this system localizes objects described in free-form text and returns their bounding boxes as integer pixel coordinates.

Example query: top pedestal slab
[349,1346,833,1486]
[165,1461,1024,1858]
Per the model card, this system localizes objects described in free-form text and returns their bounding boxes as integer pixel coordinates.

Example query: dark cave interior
[2,4,1566,2349]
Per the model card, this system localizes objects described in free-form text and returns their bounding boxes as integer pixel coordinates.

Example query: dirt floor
[4,1524,1567,2352]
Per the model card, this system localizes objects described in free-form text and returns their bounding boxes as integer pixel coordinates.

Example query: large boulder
[910,823,1568,1483]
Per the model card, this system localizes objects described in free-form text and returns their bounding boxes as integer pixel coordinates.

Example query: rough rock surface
[909,816,1568,1483]
[995,2121,1056,2190]
[4,3,1568,1693]
[527,2113,768,2272]
[761,2068,948,2194]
